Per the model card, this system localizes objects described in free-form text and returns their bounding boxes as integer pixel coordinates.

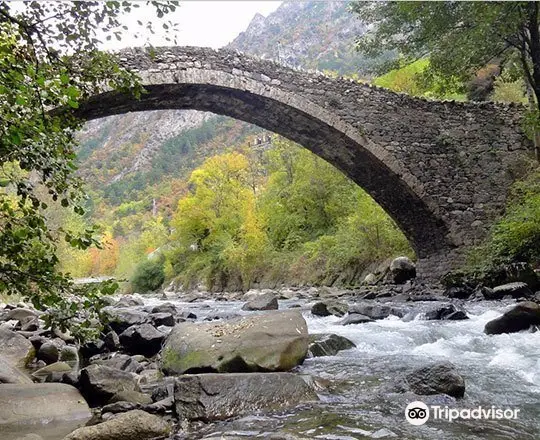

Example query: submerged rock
[484,301,540,335]
[339,314,375,326]
[174,373,318,422]
[397,361,465,398]
[307,334,356,357]
[62,409,169,440]
[160,310,308,374]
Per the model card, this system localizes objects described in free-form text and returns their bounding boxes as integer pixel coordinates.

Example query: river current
[143,296,540,440]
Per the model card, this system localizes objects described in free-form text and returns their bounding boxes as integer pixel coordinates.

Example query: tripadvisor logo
[405,401,520,425]
[405,401,429,425]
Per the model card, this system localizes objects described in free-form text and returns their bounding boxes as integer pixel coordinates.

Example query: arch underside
[77,83,451,258]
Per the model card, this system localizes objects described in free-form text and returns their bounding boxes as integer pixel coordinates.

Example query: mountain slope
[228,1,371,73]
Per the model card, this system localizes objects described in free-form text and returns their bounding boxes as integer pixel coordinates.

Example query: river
[143,296,540,440]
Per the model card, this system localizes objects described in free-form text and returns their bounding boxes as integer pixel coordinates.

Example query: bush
[131,259,165,293]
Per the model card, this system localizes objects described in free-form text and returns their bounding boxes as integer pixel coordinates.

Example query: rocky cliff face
[77,1,369,201]
[228,1,370,73]
[78,110,209,184]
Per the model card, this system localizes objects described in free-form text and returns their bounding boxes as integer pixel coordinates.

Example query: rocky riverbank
[1,258,539,439]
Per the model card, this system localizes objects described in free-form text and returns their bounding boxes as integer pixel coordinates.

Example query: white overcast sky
[104,1,282,50]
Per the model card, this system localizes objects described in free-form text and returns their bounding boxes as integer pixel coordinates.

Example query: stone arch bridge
[77,46,533,280]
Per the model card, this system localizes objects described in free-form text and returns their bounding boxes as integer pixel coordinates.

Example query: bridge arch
[77,47,530,279]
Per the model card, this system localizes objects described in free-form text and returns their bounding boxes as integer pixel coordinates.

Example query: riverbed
[143,296,540,440]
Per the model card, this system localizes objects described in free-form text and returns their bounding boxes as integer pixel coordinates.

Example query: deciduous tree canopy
[0,1,178,339]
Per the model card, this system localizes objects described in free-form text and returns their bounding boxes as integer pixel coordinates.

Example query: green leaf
[66,85,79,98]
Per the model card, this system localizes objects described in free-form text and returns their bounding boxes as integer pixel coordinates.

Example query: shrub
[131,259,165,293]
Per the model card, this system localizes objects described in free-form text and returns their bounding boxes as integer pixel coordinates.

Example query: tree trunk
[525,2,540,162]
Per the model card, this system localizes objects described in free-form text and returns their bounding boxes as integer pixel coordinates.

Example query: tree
[0,1,178,340]
[351,1,540,159]
[168,152,256,288]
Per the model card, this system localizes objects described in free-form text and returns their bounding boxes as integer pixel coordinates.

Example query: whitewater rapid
[145,296,540,439]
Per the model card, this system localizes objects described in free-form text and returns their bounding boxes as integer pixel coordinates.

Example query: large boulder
[0,383,91,440]
[482,262,539,291]
[160,311,308,374]
[31,361,72,382]
[150,303,178,315]
[398,362,465,398]
[59,346,80,370]
[241,292,279,311]
[0,327,33,384]
[307,334,356,358]
[389,256,416,284]
[104,331,120,352]
[484,302,540,335]
[101,307,148,334]
[444,285,474,300]
[108,390,153,405]
[174,373,317,422]
[79,364,140,407]
[118,324,165,357]
[80,339,106,360]
[310,301,348,317]
[62,410,169,440]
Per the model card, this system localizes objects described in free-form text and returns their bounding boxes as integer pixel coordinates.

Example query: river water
[143,296,540,440]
